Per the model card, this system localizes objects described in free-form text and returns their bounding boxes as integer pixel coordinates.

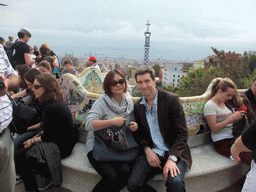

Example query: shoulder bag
[7,93,39,133]
[93,124,139,162]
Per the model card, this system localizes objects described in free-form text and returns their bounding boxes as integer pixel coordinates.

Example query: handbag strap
[6,92,13,101]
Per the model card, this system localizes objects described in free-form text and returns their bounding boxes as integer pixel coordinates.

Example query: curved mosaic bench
[58,71,250,192]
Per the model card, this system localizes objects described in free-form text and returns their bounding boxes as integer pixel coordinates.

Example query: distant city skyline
[1,0,256,61]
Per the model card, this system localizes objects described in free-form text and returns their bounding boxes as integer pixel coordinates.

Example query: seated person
[38,60,52,74]
[15,73,77,192]
[243,76,256,112]
[85,70,138,192]
[61,58,79,76]
[87,56,101,72]
[204,78,253,163]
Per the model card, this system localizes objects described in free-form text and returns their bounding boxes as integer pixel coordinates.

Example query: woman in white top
[203,78,245,157]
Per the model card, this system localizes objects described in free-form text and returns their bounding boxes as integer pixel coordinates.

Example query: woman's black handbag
[7,94,38,133]
[93,124,139,162]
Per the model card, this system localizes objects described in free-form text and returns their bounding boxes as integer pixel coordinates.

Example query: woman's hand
[23,139,33,148]
[231,111,245,122]
[111,117,126,127]
[129,121,138,132]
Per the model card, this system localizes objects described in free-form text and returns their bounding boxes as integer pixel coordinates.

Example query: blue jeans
[14,130,37,155]
[127,153,187,192]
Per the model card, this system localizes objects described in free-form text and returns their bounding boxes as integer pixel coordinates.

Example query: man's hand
[163,160,180,179]
[129,121,138,132]
[144,146,162,169]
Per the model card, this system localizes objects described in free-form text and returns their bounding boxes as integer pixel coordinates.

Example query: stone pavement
[15,176,245,192]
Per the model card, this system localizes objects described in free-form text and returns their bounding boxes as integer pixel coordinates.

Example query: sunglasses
[110,79,125,86]
[33,85,42,89]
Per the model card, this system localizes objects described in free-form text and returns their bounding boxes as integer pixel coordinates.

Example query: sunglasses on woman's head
[110,79,125,86]
[33,85,42,89]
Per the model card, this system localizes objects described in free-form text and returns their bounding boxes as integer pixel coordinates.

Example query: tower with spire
[144,21,151,66]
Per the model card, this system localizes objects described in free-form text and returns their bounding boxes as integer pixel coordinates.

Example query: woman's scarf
[101,92,133,117]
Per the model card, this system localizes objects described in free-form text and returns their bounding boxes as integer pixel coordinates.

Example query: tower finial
[144,21,151,66]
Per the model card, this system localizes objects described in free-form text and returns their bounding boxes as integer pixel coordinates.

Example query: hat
[19,28,31,38]
[87,56,96,61]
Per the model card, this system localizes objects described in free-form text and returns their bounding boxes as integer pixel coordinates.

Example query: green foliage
[176,67,220,97]
[152,63,161,77]
[161,84,179,93]
[249,54,256,72]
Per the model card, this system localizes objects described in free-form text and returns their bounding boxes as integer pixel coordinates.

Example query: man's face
[251,81,256,94]
[89,60,94,66]
[65,64,73,72]
[24,35,30,43]
[136,73,156,97]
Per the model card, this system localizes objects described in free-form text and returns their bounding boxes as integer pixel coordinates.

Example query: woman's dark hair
[39,60,51,71]
[103,70,127,97]
[15,64,30,89]
[24,68,41,84]
[35,73,63,102]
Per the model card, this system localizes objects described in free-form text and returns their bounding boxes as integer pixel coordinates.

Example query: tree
[210,48,250,88]
[249,54,256,73]
[152,63,161,77]
[177,67,220,97]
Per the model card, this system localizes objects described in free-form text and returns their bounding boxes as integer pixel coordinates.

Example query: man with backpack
[10,28,35,68]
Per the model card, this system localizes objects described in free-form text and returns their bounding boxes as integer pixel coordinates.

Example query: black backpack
[9,41,26,68]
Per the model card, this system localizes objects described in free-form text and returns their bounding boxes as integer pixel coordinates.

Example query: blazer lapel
[157,89,166,133]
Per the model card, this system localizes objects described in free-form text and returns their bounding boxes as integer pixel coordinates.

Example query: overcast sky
[1,0,256,61]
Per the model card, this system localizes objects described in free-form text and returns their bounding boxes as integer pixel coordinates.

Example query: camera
[0,79,5,91]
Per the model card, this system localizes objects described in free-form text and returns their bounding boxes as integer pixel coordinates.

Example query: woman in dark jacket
[15,73,77,192]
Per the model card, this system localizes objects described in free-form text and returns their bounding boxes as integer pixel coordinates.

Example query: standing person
[127,67,192,192]
[14,73,77,192]
[231,120,256,192]
[243,76,256,112]
[85,70,138,192]
[36,43,59,75]
[0,42,20,192]
[10,28,35,67]
[87,56,101,71]
[5,35,14,50]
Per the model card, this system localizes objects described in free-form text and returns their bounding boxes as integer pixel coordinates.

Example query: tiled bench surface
[61,141,241,180]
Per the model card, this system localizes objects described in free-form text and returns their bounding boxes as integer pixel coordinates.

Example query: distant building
[162,65,187,87]
[247,51,256,56]
[194,60,205,68]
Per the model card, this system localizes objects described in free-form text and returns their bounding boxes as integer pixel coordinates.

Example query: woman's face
[110,74,126,97]
[25,79,34,90]
[31,79,45,99]
[219,87,235,103]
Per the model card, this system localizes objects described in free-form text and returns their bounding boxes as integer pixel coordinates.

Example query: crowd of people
[1,27,256,192]
[0,28,101,192]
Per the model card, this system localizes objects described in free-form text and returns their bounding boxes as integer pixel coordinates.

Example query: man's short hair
[63,58,73,66]
[18,28,31,38]
[135,67,155,82]
[0,37,5,44]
